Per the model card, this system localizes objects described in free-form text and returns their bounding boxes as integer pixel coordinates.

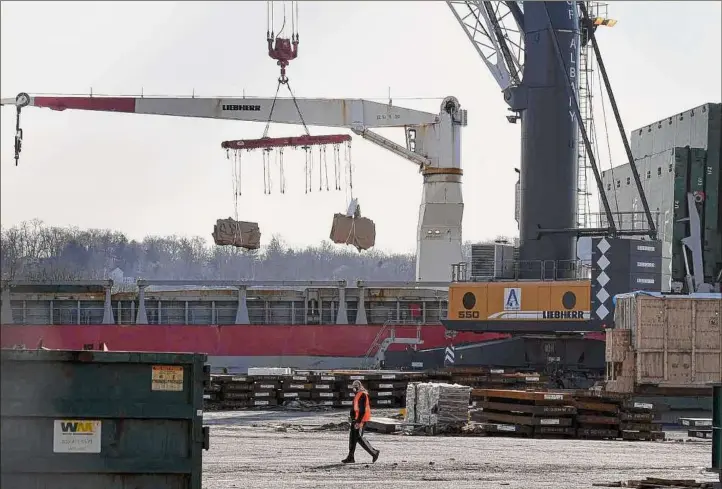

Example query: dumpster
[1,349,210,489]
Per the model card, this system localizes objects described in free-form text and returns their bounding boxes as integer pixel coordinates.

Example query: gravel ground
[202,409,718,489]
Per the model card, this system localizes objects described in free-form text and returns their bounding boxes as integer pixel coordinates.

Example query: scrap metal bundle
[212,218,261,250]
[404,382,471,428]
[329,213,376,251]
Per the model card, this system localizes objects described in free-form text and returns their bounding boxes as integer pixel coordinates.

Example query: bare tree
[1,220,501,284]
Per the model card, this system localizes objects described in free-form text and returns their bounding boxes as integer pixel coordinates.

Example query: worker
[342,380,380,464]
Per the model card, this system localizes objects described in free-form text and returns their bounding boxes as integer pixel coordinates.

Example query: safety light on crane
[593,17,617,27]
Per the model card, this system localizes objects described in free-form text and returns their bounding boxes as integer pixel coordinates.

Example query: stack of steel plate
[573,391,621,439]
[251,376,280,407]
[309,373,339,407]
[279,373,313,404]
[619,400,665,441]
[428,367,549,390]
[680,417,713,439]
[368,373,408,409]
[470,389,576,437]
[205,374,256,410]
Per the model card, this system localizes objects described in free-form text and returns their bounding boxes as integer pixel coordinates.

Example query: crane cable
[596,61,621,217]
[261,79,311,138]
[263,0,309,138]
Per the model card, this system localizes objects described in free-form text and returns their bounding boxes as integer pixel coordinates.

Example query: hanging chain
[285,80,311,136]
[262,149,268,194]
[227,149,242,222]
[277,147,286,194]
[263,81,283,139]
[263,148,274,194]
[321,145,330,191]
[318,146,323,191]
[345,140,354,199]
[308,145,314,192]
[333,143,342,190]
[303,146,311,193]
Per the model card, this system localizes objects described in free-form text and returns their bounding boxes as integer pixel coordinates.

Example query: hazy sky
[1,1,720,254]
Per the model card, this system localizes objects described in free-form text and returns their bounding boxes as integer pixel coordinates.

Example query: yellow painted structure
[448,281,592,322]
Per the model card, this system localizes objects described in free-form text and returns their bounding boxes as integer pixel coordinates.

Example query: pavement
[202,409,718,489]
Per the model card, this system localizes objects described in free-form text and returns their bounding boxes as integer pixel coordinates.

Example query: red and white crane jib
[1,92,444,165]
[1,94,439,128]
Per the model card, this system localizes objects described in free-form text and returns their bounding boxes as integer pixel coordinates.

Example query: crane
[1,0,474,282]
[447,0,653,278]
[1,93,467,283]
[436,2,664,385]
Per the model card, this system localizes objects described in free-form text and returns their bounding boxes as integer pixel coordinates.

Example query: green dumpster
[714,384,722,482]
[1,349,210,489]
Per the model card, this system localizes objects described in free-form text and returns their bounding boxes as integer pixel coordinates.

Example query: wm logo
[61,421,95,433]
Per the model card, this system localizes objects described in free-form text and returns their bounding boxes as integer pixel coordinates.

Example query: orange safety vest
[353,390,371,424]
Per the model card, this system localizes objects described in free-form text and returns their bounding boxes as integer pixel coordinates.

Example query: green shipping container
[1,349,210,489]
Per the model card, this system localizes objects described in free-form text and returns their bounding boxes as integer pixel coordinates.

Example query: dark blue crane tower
[410,1,663,386]
[466,1,656,279]
[509,2,581,278]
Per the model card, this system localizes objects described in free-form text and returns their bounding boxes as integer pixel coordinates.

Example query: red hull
[0,324,508,356]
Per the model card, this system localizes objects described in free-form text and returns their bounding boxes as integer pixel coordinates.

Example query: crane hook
[14,92,30,166]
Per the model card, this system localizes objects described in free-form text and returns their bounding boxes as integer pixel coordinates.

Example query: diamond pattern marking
[596,271,610,287]
[597,238,611,254]
[597,255,610,271]
[596,288,610,303]
[596,304,610,320]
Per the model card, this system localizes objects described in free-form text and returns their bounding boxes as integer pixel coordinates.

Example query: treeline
[1,220,514,284]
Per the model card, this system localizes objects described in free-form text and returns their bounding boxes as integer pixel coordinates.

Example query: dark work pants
[348,424,376,458]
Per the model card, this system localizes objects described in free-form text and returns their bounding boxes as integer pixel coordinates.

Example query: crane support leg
[417,169,464,281]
